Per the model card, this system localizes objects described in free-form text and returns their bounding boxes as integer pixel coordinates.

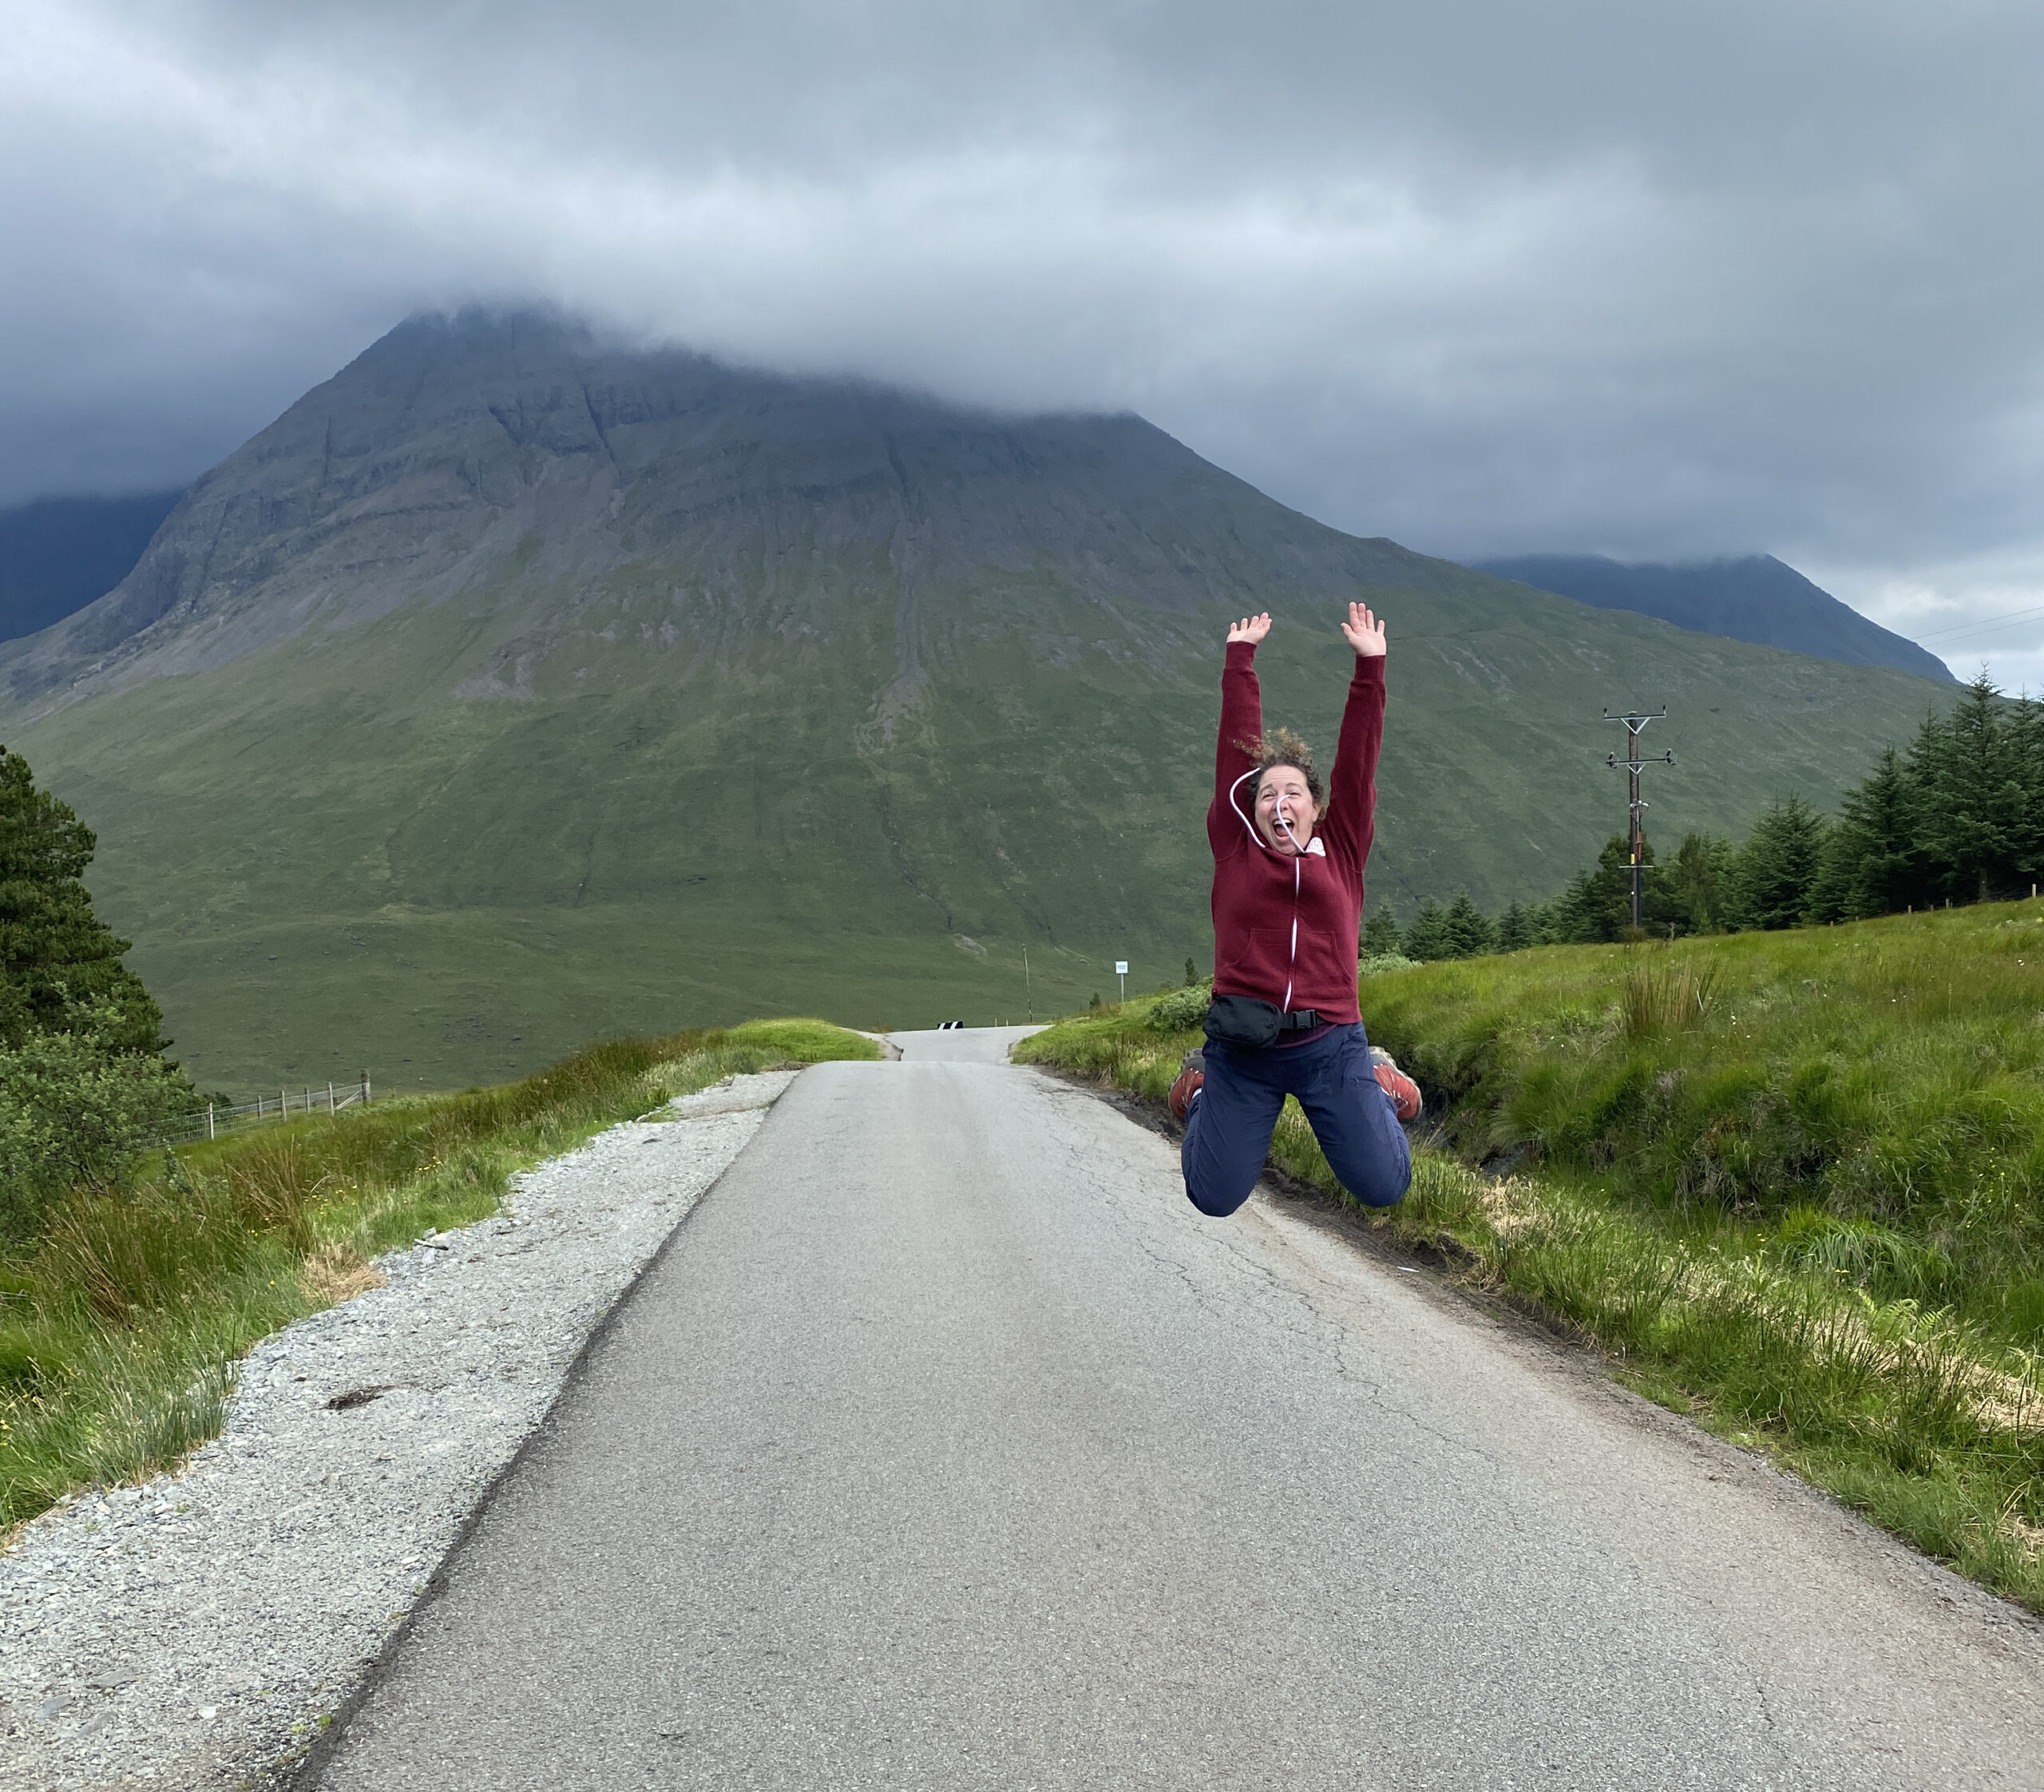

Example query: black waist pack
[1204,995,1323,1049]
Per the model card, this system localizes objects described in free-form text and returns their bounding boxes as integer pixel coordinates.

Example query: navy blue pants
[1181,1022,1412,1218]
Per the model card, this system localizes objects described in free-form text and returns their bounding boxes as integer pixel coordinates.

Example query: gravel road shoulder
[0,1069,798,1791]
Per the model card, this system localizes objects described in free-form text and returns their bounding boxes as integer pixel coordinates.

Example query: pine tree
[1442,890,1498,958]
[1806,747,1924,922]
[1536,836,1678,942]
[1731,795,1827,930]
[1911,674,2026,903]
[1401,898,1454,961]
[1543,865,1601,944]
[2005,694,2044,885]
[0,748,190,1234]
[1663,831,1737,934]
[0,747,165,1053]
[1586,834,1662,942]
[1495,899,1534,952]
[1803,823,1853,926]
[1361,903,1402,958]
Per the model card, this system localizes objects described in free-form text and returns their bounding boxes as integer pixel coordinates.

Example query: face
[1255,766,1317,853]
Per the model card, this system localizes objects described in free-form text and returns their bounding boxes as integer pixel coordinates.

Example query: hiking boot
[1369,1046,1423,1122]
[1168,1049,1206,1123]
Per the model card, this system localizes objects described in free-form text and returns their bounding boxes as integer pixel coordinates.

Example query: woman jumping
[1167,603,1421,1218]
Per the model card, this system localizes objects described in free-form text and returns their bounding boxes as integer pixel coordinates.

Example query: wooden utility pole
[1605,709,1674,933]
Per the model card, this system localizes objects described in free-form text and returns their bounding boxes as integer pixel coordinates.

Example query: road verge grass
[1016,922,2044,1613]
[0,1018,876,1525]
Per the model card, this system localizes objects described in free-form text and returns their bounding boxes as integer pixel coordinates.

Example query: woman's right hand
[1226,613,1272,646]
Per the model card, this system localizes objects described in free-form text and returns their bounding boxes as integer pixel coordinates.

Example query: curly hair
[1238,727,1325,808]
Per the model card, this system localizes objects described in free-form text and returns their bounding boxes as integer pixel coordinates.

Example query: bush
[0,1005,191,1235]
[1147,984,1211,1033]
[1358,952,1420,977]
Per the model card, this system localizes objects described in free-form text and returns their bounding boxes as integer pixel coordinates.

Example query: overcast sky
[6,0,2043,682]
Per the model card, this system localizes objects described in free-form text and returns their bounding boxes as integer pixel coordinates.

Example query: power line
[1915,601,2044,641]
[1915,613,2044,650]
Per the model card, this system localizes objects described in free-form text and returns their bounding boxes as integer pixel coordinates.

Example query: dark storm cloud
[5,1,2043,673]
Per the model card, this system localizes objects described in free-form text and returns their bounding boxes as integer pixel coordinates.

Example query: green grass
[0,1017,876,1526]
[1360,902,2044,1343]
[1017,914,2044,1612]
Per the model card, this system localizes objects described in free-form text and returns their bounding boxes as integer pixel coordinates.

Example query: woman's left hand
[1341,601,1387,658]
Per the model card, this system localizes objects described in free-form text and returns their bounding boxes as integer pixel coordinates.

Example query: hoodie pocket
[1217,928,1290,991]
[1290,927,1354,995]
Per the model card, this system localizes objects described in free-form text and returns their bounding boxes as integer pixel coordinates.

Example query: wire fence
[156,1072,375,1147]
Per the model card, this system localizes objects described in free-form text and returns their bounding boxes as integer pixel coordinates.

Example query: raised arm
[1322,602,1388,862]
[1211,615,1269,837]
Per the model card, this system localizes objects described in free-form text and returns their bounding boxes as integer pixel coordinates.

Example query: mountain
[1469,552,1953,682]
[0,490,184,644]
[1,310,1951,1090]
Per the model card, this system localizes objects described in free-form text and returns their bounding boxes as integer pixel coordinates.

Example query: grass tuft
[1622,954,1718,1038]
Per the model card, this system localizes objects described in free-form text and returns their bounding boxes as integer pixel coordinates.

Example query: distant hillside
[1,311,1949,1089]
[1470,553,1953,683]
[0,490,184,644]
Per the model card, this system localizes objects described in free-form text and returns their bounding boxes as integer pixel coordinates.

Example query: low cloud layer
[5,1,2042,680]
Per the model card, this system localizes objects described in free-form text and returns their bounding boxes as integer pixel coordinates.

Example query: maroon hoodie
[1206,640,1385,1025]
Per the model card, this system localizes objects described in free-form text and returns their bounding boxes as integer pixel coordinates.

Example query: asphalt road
[311,1029,2044,1790]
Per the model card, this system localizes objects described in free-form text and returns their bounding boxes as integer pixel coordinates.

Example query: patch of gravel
[0,1069,798,1790]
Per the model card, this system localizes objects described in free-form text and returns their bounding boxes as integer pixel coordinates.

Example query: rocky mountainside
[7,311,1473,701]
[1471,552,1952,682]
[2,311,1950,1088]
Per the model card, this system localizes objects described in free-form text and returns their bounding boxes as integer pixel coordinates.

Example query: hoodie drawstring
[1282,855,1300,1013]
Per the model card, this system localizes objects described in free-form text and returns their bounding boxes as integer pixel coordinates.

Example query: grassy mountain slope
[1,312,1950,1090]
